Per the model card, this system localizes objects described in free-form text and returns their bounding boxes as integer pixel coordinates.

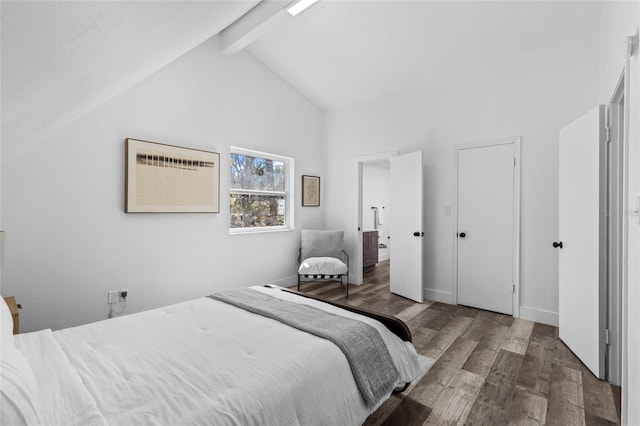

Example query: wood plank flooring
[295,261,621,425]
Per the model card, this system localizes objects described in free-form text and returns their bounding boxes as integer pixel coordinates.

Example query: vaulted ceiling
[247,1,603,109]
[1,0,259,159]
[1,0,603,159]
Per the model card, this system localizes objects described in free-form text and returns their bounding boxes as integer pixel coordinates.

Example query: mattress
[11,286,432,425]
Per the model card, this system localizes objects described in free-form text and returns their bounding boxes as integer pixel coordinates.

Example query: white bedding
[12,286,431,426]
[14,330,106,426]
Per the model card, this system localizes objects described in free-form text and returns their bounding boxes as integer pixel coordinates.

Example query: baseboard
[423,288,454,304]
[379,253,390,262]
[519,305,558,326]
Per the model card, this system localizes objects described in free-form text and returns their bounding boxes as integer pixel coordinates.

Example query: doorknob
[458,232,466,238]
[413,231,424,237]
[552,241,563,249]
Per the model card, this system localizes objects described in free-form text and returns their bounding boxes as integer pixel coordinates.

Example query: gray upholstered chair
[297,230,350,297]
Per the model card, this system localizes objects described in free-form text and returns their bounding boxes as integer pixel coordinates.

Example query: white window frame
[229,146,295,235]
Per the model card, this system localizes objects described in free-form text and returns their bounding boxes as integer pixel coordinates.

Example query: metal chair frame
[297,248,350,298]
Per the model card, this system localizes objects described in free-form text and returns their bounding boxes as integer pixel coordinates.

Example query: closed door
[389,151,423,302]
[457,142,515,315]
[558,105,606,379]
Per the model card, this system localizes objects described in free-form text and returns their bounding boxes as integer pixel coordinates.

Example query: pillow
[300,230,344,260]
[1,343,42,425]
[298,257,348,276]
[1,297,41,426]
[1,296,15,349]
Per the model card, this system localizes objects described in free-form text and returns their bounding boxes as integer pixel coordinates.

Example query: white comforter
[14,286,431,426]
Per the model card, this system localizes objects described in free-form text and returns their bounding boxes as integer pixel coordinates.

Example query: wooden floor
[295,261,621,426]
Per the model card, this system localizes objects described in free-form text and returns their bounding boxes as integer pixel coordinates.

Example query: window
[230,147,294,233]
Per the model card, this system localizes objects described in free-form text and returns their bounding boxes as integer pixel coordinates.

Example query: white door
[558,105,606,379]
[457,142,515,315]
[389,151,423,302]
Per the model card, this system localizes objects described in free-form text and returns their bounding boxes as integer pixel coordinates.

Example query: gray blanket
[208,288,400,409]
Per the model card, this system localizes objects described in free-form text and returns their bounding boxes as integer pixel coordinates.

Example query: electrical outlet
[119,289,128,302]
[107,291,118,304]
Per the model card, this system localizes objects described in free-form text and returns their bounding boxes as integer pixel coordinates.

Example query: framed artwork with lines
[125,138,220,213]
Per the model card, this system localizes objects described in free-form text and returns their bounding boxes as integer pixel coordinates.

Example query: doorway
[362,162,391,264]
[558,105,607,379]
[455,137,521,316]
[355,151,398,286]
[356,150,424,302]
[557,93,625,384]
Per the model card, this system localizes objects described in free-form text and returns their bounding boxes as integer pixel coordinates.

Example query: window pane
[230,153,285,192]
[230,193,285,228]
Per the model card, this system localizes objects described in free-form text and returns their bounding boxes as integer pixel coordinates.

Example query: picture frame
[125,138,220,213]
[302,175,320,207]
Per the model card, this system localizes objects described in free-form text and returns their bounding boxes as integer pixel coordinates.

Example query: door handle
[458,232,466,238]
[552,241,563,249]
[413,231,424,237]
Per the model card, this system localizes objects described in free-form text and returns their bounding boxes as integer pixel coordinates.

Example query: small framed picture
[302,175,320,207]
[125,138,220,213]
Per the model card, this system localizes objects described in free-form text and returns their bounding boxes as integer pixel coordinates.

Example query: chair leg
[346,276,349,298]
[341,275,349,299]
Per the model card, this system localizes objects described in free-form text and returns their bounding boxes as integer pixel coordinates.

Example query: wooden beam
[221,0,294,55]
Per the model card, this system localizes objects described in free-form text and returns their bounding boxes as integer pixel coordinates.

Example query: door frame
[354,151,399,285]
[607,73,625,386]
[453,136,522,317]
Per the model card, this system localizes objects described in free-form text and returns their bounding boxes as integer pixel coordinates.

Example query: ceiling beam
[221,0,294,55]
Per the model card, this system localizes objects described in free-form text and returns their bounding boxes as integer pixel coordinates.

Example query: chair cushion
[298,257,348,276]
[300,230,344,260]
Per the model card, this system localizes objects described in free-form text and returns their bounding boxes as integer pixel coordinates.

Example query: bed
[1,285,432,426]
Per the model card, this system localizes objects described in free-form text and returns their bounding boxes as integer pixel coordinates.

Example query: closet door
[456,141,516,315]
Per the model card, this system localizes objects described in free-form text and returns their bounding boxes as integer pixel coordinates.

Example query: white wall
[362,164,391,261]
[1,36,324,332]
[324,36,599,325]
[0,122,2,291]
[597,2,640,424]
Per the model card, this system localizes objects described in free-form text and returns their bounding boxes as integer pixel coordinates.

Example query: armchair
[297,230,350,297]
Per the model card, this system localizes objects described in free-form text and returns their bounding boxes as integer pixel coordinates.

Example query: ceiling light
[286,0,320,16]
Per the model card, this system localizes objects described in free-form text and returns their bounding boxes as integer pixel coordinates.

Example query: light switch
[444,206,451,216]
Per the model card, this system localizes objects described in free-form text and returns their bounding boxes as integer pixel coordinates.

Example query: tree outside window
[230,148,293,232]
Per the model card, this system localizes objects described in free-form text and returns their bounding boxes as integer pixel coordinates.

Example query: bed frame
[265,285,414,393]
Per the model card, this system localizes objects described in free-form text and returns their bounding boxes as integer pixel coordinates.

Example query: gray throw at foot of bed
[209,288,400,409]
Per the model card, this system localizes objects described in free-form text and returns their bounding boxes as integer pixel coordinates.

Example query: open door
[558,105,606,379]
[389,151,423,302]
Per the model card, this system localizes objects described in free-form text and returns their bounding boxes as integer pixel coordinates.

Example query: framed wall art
[302,175,320,207]
[125,138,220,213]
